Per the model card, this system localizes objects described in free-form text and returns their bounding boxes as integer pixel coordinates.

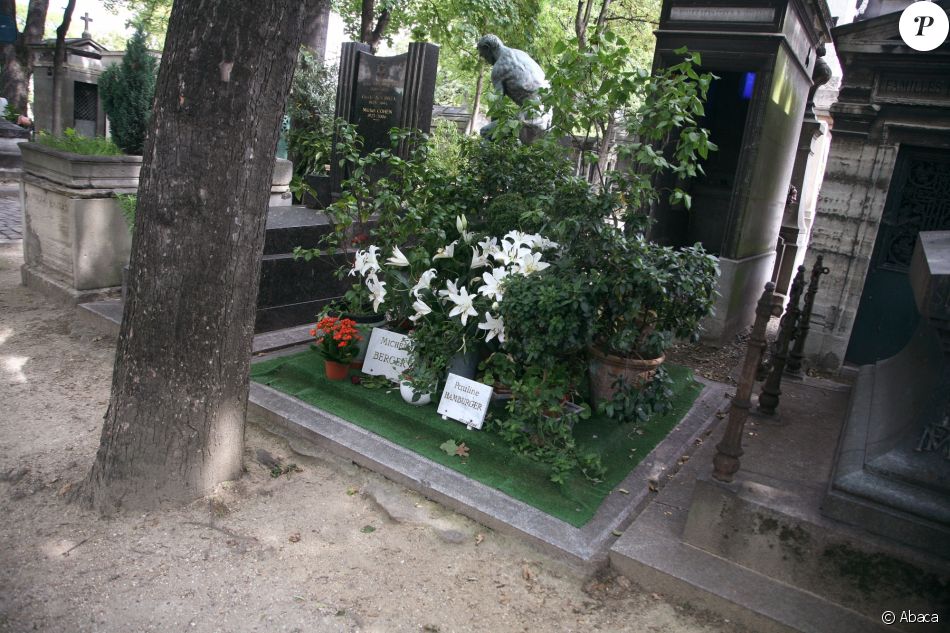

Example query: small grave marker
[438,374,493,430]
[361,328,411,382]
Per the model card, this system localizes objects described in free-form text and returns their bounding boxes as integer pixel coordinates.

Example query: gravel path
[0,241,742,633]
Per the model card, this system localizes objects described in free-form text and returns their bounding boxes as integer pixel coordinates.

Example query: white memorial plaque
[437,373,493,430]
[361,328,411,381]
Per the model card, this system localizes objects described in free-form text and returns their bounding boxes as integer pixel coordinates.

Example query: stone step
[263,205,337,255]
[610,519,892,633]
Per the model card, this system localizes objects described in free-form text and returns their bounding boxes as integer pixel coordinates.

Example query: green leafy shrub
[116,193,137,232]
[99,29,157,155]
[36,129,122,156]
[286,48,337,183]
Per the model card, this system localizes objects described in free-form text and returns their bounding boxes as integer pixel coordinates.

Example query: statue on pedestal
[476,34,550,141]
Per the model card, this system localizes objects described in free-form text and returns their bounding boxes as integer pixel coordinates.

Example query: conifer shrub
[99,30,157,155]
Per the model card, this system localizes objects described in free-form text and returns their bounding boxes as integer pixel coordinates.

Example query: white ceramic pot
[400,381,431,406]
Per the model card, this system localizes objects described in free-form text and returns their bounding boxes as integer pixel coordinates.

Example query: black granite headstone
[353,53,407,153]
[331,42,439,192]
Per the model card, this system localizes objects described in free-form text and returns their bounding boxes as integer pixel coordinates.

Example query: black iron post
[758,266,806,414]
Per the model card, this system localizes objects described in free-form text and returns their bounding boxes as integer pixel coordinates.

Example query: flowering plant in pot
[310,316,362,380]
[347,215,558,380]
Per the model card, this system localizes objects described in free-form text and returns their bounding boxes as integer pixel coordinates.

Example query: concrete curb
[247,362,730,567]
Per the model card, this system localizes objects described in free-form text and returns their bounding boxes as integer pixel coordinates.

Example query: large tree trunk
[0,0,50,114]
[50,0,75,135]
[302,0,331,61]
[83,0,315,514]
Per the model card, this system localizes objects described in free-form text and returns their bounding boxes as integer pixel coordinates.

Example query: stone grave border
[248,342,730,567]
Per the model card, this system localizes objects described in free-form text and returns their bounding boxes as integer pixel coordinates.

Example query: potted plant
[545,185,719,407]
[399,364,440,406]
[310,315,363,380]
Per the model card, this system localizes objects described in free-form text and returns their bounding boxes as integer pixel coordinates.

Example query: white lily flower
[447,285,478,326]
[365,273,387,313]
[461,230,475,244]
[351,245,381,277]
[478,236,499,255]
[503,230,528,249]
[456,215,468,234]
[438,278,459,299]
[386,245,410,267]
[478,312,506,344]
[515,251,550,275]
[470,246,491,270]
[492,239,515,266]
[433,240,458,260]
[478,267,508,302]
[411,268,438,298]
[409,298,432,322]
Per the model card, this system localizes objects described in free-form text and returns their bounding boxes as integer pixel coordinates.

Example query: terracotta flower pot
[588,347,665,407]
[324,360,350,381]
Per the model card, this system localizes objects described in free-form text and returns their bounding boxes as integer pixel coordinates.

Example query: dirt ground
[0,241,745,633]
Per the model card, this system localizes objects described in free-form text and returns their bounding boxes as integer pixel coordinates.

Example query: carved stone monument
[822,232,950,556]
[330,42,439,193]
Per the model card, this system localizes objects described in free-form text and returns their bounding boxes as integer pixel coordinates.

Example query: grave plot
[243,40,730,561]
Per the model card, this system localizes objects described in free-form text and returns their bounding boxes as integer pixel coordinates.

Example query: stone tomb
[804,3,950,369]
[648,0,833,344]
[822,232,950,557]
[330,42,439,194]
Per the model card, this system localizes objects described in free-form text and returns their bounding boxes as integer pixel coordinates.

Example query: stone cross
[80,12,93,37]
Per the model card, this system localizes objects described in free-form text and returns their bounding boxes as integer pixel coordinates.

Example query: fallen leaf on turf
[360,525,376,533]
[617,488,629,495]
[455,443,470,458]
[346,486,358,496]
[288,532,301,543]
[611,530,623,537]
[475,533,485,546]
[648,480,659,493]
[521,565,534,582]
[440,439,458,456]
[650,592,662,600]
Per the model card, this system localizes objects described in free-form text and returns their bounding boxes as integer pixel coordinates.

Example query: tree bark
[302,0,331,61]
[83,0,316,514]
[0,0,50,115]
[50,0,75,135]
[359,0,389,53]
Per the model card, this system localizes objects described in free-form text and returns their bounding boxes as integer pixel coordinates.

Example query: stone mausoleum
[648,0,834,345]
[29,32,123,137]
[805,0,950,370]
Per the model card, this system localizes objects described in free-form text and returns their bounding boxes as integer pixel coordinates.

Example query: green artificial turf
[251,351,702,527]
